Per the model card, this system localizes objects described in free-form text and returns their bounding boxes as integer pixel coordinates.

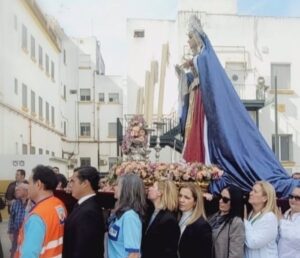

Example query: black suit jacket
[63,195,105,258]
[178,216,212,258]
[141,209,180,258]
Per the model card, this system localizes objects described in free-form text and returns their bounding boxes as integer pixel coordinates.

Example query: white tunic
[244,211,278,258]
[278,210,300,258]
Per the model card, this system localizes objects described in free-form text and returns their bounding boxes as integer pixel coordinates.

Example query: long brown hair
[179,183,207,225]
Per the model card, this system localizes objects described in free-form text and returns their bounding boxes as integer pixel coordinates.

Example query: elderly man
[7,182,29,258]
[5,169,27,214]
[278,186,300,258]
[14,165,67,258]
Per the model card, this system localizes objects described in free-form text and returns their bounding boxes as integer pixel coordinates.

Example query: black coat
[178,216,212,258]
[62,196,105,258]
[141,209,180,258]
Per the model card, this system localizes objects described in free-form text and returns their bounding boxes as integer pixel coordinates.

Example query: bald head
[15,182,29,199]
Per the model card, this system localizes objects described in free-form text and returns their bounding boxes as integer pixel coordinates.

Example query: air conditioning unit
[69,89,77,94]
[227,71,246,86]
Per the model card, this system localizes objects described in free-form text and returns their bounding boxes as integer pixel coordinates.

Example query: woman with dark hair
[178,183,212,258]
[141,180,180,258]
[108,173,147,258]
[208,185,245,258]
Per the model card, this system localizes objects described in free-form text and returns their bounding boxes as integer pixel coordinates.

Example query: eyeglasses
[219,195,231,204]
[289,194,300,201]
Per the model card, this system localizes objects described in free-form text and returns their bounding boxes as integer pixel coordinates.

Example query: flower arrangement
[107,161,223,192]
[122,115,148,155]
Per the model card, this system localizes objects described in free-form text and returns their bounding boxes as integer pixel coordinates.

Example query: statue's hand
[175,64,183,76]
[182,59,193,69]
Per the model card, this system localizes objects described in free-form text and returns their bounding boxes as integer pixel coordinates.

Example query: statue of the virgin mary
[177,15,299,197]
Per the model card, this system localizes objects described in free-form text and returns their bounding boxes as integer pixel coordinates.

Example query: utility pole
[274,76,279,159]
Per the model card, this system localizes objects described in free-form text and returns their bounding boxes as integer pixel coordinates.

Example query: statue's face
[188,33,200,53]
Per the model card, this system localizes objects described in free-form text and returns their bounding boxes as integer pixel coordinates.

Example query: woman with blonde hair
[178,183,212,258]
[141,180,180,258]
[244,181,279,258]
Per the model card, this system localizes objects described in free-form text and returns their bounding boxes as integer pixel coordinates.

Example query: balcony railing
[232,83,267,101]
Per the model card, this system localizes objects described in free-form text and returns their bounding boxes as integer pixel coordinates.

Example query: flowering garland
[107,161,223,192]
[121,115,148,155]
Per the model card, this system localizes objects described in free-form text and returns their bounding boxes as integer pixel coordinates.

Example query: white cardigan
[244,211,278,258]
[278,210,300,258]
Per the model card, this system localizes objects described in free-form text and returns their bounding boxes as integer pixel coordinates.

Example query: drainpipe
[29,120,32,151]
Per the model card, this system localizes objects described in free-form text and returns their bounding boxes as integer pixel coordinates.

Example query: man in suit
[63,166,105,258]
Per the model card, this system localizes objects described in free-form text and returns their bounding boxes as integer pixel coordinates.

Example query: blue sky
[37,0,300,74]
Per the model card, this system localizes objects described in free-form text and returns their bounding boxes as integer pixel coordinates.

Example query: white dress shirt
[244,211,278,258]
[78,193,96,205]
[278,210,300,258]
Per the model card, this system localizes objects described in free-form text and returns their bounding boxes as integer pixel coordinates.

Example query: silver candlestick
[144,127,155,161]
[153,121,165,162]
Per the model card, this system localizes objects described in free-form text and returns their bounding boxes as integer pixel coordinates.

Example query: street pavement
[0,220,10,258]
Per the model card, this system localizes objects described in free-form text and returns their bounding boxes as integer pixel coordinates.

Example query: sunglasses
[218,195,231,204]
[289,194,300,201]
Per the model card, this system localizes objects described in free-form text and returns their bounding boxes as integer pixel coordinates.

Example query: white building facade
[126,0,300,173]
[0,0,124,179]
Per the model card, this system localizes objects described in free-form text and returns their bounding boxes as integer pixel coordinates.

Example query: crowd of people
[0,165,299,258]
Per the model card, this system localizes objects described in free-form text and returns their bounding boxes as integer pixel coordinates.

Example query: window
[46,102,49,122]
[80,123,91,136]
[272,134,293,161]
[108,122,117,138]
[14,15,18,31]
[14,78,18,95]
[51,106,55,125]
[39,46,43,68]
[30,36,35,60]
[22,144,27,154]
[108,93,119,103]
[64,121,67,136]
[38,97,43,119]
[134,30,145,38]
[271,64,291,89]
[63,49,66,64]
[22,24,27,50]
[80,89,91,101]
[80,157,91,167]
[46,150,49,155]
[22,83,27,108]
[108,157,118,169]
[39,148,43,155]
[31,90,35,114]
[30,146,36,155]
[99,93,105,103]
[51,152,55,157]
[63,85,67,100]
[51,61,55,80]
[45,54,49,75]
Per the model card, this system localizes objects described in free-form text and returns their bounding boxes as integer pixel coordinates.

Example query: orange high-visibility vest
[15,196,67,258]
